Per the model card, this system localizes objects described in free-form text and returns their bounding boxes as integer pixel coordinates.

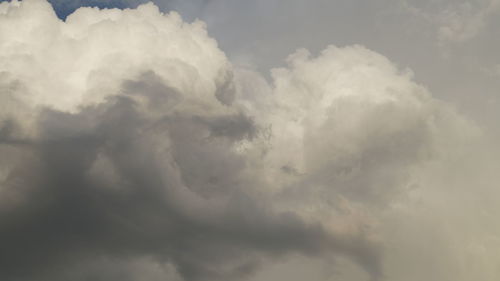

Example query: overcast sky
[1,1,500,281]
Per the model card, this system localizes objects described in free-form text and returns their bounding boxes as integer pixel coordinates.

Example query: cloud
[42,0,149,18]
[401,0,500,47]
[36,0,211,20]
[0,1,382,280]
[0,1,498,281]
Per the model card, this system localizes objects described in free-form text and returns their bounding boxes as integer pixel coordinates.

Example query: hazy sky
[0,1,499,281]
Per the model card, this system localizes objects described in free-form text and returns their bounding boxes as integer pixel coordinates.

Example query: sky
[0,0,499,281]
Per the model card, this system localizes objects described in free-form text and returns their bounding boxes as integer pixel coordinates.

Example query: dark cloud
[2,1,498,281]
[0,71,382,281]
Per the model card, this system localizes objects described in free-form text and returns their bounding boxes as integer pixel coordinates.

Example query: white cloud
[0,0,230,113]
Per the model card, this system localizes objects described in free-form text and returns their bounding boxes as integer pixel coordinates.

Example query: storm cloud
[1,1,500,281]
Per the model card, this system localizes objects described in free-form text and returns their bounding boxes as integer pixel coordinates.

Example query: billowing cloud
[1,1,499,281]
[42,0,149,18]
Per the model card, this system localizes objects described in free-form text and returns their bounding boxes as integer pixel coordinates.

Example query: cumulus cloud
[41,0,211,20]
[1,1,499,281]
[44,0,149,18]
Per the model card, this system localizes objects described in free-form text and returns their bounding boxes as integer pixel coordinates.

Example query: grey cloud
[0,70,382,281]
[2,1,499,281]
